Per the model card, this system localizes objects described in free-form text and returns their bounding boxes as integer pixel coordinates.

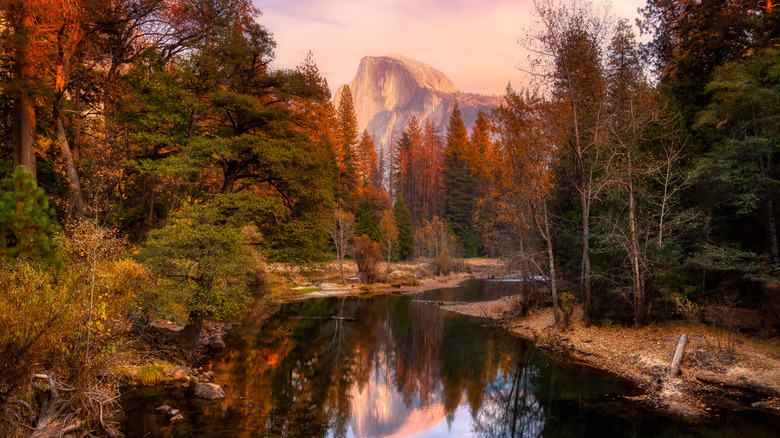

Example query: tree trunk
[581,183,592,327]
[532,201,560,325]
[12,4,36,177]
[769,198,779,267]
[628,154,644,327]
[56,118,86,214]
[221,162,239,193]
[543,203,560,324]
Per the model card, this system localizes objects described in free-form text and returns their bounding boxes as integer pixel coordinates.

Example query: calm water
[121,279,780,437]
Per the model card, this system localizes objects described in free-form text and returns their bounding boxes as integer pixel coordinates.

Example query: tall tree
[489,87,560,322]
[420,118,444,222]
[394,116,425,226]
[2,0,40,177]
[443,102,478,257]
[335,85,359,202]
[356,129,379,187]
[694,48,780,268]
[528,0,610,325]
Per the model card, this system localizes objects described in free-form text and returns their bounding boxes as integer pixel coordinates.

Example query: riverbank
[443,296,780,418]
[266,257,507,300]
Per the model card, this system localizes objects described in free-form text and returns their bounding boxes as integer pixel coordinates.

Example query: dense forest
[0,0,778,435]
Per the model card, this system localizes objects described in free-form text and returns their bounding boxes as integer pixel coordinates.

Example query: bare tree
[328,206,355,284]
[524,0,613,326]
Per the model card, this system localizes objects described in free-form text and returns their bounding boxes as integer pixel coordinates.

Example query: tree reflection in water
[127,281,777,438]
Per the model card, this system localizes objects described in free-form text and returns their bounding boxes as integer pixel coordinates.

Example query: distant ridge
[335,55,503,148]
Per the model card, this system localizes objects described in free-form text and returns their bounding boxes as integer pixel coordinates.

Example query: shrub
[561,292,578,328]
[137,203,258,323]
[354,234,381,284]
[435,248,451,275]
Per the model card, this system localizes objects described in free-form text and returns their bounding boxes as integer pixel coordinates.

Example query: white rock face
[334,55,503,148]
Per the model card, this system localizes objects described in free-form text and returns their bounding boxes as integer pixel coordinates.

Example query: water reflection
[121,280,780,438]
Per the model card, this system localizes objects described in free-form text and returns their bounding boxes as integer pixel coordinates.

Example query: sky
[255,0,649,96]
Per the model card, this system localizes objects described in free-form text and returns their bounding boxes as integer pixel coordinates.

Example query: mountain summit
[335,55,503,147]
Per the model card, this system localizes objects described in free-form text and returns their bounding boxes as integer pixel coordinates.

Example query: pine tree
[0,167,59,263]
[443,103,478,257]
[393,196,414,260]
[355,202,380,242]
[336,85,360,203]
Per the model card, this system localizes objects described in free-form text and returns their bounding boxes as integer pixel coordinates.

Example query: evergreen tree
[336,85,360,202]
[443,103,478,257]
[355,202,380,242]
[0,167,59,263]
[393,196,414,259]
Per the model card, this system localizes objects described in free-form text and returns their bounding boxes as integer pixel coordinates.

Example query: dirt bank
[267,257,507,300]
[443,296,780,418]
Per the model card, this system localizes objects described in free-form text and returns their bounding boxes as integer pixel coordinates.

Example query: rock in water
[334,54,502,149]
[170,366,191,381]
[194,382,225,400]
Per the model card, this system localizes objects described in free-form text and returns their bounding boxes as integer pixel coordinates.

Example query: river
[121,279,780,437]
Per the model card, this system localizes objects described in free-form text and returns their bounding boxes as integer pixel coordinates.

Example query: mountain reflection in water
[121,279,780,438]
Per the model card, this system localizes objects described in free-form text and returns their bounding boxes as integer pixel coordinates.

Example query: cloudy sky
[254,0,648,96]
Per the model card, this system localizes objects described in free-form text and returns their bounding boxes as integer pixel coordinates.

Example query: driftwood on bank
[668,334,689,380]
[28,374,59,438]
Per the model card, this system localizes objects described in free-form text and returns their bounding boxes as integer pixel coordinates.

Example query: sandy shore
[443,296,780,418]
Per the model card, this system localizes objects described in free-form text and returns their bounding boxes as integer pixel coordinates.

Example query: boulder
[210,337,226,350]
[194,382,225,400]
[170,366,191,381]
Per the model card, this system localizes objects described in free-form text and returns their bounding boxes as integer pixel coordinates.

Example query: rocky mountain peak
[334,55,502,148]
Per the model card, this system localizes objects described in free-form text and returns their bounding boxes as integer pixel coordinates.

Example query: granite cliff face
[334,55,503,148]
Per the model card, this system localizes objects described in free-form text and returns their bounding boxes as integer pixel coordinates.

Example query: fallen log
[668,334,689,380]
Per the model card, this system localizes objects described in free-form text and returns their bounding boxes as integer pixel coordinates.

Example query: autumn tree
[420,118,444,222]
[527,0,611,325]
[335,85,360,202]
[356,130,379,187]
[394,116,424,226]
[639,0,777,114]
[489,88,560,322]
[379,210,398,274]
